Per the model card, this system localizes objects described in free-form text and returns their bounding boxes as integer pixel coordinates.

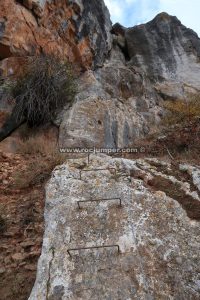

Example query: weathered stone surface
[12,253,25,261]
[111,13,200,103]
[0,0,112,69]
[179,163,200,192]
[0,57,28,78]
[59,96,149,149]
[1,8,200,147]
[58,43,164,148]
[124,12,200,93]
[29,154,200,299]
[58,13,200,149]
[0,0,113,143]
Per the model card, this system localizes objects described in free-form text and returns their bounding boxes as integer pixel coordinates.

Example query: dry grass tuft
[13,134,66,188]
[17,134,57,156]
[162,94,200,126]
[4,54,77,127]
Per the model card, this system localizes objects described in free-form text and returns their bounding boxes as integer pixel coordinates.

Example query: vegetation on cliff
[10,55,77,127]
[163,94,200,125]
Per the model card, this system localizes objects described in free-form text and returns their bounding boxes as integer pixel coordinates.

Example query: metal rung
[77,198,122,209]
[64,153,90,164]
[80,168,117,180]
[67,244,120,257]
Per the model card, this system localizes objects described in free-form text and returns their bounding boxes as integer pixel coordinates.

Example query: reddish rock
[27,250,41,258]
[24,264,37,271]
[11,253,25,261]
[20,240,35,248]
[0,0,112,74]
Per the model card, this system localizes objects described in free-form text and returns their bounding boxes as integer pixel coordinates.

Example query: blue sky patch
[105,0,200,36]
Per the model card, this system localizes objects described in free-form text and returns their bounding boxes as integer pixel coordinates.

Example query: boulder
[29,155,200,299]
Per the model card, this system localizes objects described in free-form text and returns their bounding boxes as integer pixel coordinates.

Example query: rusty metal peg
[79,167,117,180]
[67,244,120,257]
[77,197,122,209]
[64,153,90,165]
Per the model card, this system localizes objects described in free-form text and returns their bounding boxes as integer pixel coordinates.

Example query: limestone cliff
[0,0,112,72]
[124,13,200,99]
[1,3,200,147]
[126,13,200,83]
[58,12,200,148]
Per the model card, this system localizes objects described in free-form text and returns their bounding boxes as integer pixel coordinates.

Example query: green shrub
[10,54,77,126]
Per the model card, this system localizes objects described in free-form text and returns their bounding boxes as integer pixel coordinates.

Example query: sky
[104,0,200,36]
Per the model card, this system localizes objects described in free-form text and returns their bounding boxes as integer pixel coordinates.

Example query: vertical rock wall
[0,0,112,72]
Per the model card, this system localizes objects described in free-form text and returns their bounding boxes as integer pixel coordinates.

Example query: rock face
[29,154,200,299]
[123,13,200,98]
[58,45,161,149]
[58,65,151,149]
[125,13,200,84]
[58,13,200,149]
[0,0,112,72]
[1,6,200,147]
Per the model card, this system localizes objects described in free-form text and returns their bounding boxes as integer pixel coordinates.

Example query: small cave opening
[0,44,12,60]
[16,0,24,4]
[121,41,131,61]
[111,24,131,61]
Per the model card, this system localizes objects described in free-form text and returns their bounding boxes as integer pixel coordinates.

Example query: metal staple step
[67,244,120,257]
[77,197,122,209]
[80,167,117,180]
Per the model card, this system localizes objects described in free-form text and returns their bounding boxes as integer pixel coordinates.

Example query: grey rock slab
[29,154,200,300]
[125,13,200,89]
[59,96,149,149]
